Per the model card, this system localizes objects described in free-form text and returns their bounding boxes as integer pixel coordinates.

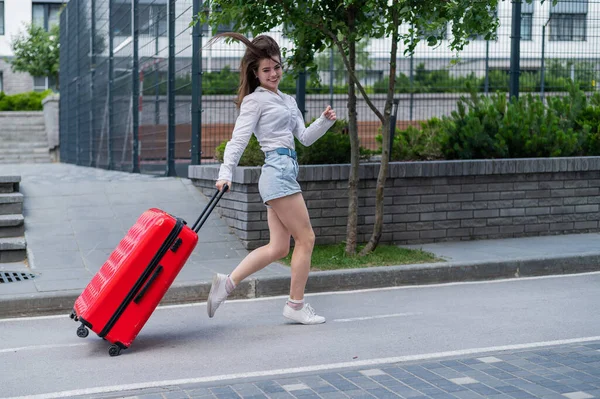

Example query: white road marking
[333,312,420,323]
[477,356,503,363]
[1,270,599,323]
[0,343,87,354]
[0,314,70,323]
[450,377,478,385]
[7,336,600,399]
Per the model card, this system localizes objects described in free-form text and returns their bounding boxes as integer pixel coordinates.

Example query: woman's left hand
[323,105,336,121]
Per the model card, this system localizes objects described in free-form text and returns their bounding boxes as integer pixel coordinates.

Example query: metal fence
[59,0,600,176]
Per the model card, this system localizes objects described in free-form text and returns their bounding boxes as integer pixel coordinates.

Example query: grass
[279,243,442,271]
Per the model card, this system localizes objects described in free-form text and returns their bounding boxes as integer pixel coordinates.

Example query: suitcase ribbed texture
[75,209,164,317]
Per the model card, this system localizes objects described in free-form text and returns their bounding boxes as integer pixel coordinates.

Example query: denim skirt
[259,149,301,205]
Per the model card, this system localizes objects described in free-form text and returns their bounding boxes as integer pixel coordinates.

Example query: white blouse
[217,86,335,182]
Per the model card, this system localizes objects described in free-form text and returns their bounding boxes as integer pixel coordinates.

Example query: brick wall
[0,59,33,95]
[189,158,600,249]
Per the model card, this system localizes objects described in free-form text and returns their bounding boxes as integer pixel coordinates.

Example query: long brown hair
[205,32,282,108]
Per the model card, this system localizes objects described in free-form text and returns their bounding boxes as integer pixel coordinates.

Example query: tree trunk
[344,9,360,256]
[359,10,400,256]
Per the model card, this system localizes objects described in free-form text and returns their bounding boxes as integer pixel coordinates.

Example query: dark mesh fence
[60,1,600,175]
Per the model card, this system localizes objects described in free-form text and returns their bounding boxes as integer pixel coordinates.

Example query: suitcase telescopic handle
[191,184,229,233]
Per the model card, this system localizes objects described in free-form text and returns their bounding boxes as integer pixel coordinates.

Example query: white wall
[0,0,33,56]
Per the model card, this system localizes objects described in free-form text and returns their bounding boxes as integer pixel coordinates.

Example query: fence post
[540,24,546,102]
[509,0,522,101]
[329,48,334,108]
[166,0,176,176]
[409,52,414,121]
[296,69,307,120]
[60,5,68,163]
[388,99,399,162]
[191,0,202,165]
[108,0,115,169]
[154,6,160,125]
[89,0,96,167]
[75,0,80,165]
[132,0,140,173]
[484,40,490,95]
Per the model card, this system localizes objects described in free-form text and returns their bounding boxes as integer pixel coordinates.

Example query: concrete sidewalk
[1,163,599,319]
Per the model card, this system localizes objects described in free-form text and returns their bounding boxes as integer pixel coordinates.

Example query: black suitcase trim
[98,218,185,338]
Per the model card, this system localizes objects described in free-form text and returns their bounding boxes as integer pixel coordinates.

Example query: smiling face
[256,58,282,93]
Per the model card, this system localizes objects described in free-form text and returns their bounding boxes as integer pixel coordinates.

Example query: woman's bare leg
[267,193,315,301]
[206,208,291,317]
[229,208,290,285]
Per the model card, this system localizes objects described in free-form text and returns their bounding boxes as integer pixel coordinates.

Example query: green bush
[214,134,264,166]
[374,83,600,161]
[439,83,598,160]
[295,119,352,164]
[376,119,445,161]
[0,90,52,111]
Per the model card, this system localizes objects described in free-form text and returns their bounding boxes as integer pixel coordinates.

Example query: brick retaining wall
[189,157,600,250]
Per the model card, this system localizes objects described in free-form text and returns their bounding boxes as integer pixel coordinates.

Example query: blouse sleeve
[292,97,335,147]
[217,96,261,182]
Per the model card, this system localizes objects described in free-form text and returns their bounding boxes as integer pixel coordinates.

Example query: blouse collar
[255,86,284,98]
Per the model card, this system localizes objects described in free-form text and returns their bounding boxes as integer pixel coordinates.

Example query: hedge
[0,90,53,111]
[377,83,600,161]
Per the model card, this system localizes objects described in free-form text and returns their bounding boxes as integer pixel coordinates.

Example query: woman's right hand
[216,180,231,192]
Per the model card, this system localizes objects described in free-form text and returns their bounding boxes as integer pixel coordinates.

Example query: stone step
[0,114,45,123]
[0,124,45,131]
[0,214,24,227]
[0,155,51,163]
[0,236,27,263]
[0,126,46,132]
[0,157,52,164]
[0,193,24,215]
[0,140,49,148]
[0,215,25,238]
[0,131,47,139]
[0,176,20,194]
[0,115,45,124]
[0,147,50,154]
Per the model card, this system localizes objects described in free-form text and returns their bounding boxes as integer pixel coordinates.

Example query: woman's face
[256,58,282,93]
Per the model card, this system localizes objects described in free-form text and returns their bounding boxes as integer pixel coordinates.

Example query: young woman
[206,33,337,325]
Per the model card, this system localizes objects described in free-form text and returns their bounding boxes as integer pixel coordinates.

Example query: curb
[1,253,599,319]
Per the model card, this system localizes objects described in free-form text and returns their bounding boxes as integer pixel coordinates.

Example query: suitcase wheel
[108,344,122,357]
[76,325,89,338]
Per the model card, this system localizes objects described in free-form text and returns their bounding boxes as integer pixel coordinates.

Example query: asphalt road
[1,272,599,399]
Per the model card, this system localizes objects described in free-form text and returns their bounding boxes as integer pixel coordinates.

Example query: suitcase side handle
[191,185,229,233]
[133,265,164,304]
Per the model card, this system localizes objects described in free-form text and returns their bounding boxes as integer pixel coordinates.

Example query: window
[0,72,3,93]
[139,4,167,36]
[0,1,4,35]
[33,76,57,92]
[521,13,533,40]
[112,2,167,37]
[32,2,63,31]
[550,0,588,41]
[550,14,587,41]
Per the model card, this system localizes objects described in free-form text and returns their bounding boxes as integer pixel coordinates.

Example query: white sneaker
[283,303,326,325]
[207,273,229,318]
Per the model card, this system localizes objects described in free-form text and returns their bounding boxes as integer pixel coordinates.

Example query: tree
[193,0,499,255]
[9,24,60,89]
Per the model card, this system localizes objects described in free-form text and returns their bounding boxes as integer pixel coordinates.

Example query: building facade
[0,0,66,95]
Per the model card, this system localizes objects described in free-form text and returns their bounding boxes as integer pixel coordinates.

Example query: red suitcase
[70,187,227,356]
